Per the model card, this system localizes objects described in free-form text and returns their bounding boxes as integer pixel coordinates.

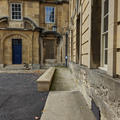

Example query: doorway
[12,39,22,64]
[44,40,56,59]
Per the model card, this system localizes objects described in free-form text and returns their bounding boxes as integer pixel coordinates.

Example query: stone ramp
[50,67,77,91]
[40,91,96,120]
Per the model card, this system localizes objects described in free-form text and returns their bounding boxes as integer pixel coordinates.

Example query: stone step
[41,63,65,69]
[45,59,57,64]
[3,64,26,70]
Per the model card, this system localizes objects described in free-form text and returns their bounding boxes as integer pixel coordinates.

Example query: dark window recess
[104,0,109,16]
[103,16,108,32]
[91,99,101,120]
[105,50,108,64]
[104,33,108,48]
[76,14,80,63]
[71,30,73,61]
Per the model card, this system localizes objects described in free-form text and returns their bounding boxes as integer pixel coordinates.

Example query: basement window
[11,3,22,20]
[45,7,55,23]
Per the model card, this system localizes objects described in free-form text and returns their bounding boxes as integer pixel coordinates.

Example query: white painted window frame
[101,0,109,69]
[45,6,55,23]
[10,3,22,21]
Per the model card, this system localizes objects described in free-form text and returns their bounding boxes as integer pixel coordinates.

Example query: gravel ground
[0,73,48,120]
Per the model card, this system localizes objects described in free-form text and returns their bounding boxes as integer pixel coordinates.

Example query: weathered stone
[69,62,120,120]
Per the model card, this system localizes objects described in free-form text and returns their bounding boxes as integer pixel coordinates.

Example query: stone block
[36,67,56,91]
[69,62,120,120]
[32,64,40,69]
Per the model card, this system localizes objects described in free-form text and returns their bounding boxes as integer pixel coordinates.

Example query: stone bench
[36,67,56,91]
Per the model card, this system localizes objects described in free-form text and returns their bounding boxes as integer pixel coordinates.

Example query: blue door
[12,39,22,64]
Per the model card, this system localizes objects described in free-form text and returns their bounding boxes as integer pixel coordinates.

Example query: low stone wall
[36,67,56,91]
[69,62,120,120]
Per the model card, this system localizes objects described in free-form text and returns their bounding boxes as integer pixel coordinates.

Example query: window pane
[18,4,21,8]
[12,7,14,11]
[104,0,109,15]
[11,3,22,20]
[15,16,17,19]
[18,7,21,11]
[102,0,109,66]
[105,33,108,48]
[18,16,21,19]
[104,50,108,64]
[12,16,14,19]
[104,15,108,32]
[45,6,55,23]
[12,4,14,8]
[103,33,108,49]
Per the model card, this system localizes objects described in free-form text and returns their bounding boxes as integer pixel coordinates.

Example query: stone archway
[1,33,32,65]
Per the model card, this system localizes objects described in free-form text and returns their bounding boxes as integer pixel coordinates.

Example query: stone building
[68,0,120,120]
[0,0,69,68]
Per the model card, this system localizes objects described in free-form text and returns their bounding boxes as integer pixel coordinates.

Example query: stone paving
[0,73,48,120]
[41,67,96,120]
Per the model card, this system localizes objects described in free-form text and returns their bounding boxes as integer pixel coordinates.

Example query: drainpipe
[65,32,68,67]
[32,29,35,68]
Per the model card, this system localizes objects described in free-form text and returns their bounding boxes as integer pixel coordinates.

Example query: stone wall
[69,62,120,120]
[0,30,39,65]
[39,1,69,33]
[116,0,120,75]
[69,0,91,66]
[0,0,69,67]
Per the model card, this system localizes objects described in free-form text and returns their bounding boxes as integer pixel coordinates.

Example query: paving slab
[41,91,96,120]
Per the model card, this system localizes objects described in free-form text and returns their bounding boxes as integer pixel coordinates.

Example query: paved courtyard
[0,73,48,120]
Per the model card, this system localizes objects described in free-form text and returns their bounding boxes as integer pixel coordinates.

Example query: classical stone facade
[69,0,120,120]
[0,0,69,68]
